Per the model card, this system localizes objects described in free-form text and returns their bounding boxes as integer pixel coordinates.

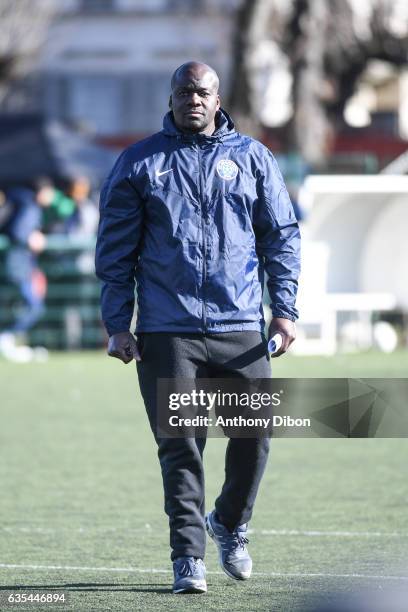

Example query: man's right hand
[107,331,141,364]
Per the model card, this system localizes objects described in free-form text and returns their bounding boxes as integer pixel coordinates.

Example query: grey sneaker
[172,556,207,594]
[205,510,252,580]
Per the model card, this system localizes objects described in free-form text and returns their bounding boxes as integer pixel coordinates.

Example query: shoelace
[220,532,249,552]
[176,558,197,577]
[236,535,249,550]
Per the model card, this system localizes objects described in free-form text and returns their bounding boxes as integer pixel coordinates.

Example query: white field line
[0,563,407,581]
[1,526,407,538]
[256,529,408,538]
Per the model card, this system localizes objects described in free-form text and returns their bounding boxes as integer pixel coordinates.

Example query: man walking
[95,61,300,594]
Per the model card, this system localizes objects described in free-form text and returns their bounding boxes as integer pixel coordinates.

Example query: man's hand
[268,317,296,358]
[107,331,141,364]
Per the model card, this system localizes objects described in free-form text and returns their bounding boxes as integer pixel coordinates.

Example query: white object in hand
[268,333,283,354]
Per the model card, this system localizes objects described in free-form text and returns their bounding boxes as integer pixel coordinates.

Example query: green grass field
[1,351,408,611]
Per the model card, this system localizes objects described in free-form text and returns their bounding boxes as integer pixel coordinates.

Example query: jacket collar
[162,108,235,142]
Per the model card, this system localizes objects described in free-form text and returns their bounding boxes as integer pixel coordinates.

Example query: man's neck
[180,122,215,137]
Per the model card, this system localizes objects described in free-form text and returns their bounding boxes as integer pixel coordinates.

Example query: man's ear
[169,95,172,109]
[216,94,221,110]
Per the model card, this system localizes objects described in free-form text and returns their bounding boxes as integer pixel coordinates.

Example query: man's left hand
[268,317,296,358]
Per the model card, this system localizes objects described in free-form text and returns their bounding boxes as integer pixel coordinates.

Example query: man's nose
[187,92,201,106]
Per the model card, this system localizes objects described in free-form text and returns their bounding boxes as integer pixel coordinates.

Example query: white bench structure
[292,175,407,354]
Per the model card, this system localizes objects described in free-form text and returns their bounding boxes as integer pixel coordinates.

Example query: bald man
[96,61,301,594]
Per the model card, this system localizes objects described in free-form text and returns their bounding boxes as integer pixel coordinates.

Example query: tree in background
[229,0,408,165]
[0,0,55,111]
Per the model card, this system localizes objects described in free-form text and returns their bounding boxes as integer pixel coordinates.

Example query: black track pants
[136,331,271,561]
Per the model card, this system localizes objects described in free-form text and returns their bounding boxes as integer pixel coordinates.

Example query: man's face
[170,68,220,135]
[36,186,55,207]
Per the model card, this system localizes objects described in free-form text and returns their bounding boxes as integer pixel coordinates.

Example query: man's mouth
[185,111,203,117]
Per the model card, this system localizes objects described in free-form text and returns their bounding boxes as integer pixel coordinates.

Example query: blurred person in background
[0,183,48,361]
[66,176,99,238]
[96,61,300,595]
[36,177,76,235]
[65,176,99,274]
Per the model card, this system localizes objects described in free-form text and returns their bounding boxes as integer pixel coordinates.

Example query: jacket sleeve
[95,150,144,336]
[253,149,301,321]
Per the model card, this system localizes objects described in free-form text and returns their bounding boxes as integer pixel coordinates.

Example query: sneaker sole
[173,582,207,594]
[205,514,251,581]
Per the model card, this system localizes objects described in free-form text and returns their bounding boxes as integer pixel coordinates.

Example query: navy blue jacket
[95,110,300,336]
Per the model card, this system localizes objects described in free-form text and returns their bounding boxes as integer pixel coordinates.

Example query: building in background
[38,0,241,146]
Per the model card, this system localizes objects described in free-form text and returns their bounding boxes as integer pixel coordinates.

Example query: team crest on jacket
[216,159,239,181]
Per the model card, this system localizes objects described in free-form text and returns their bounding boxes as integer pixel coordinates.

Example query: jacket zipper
[197,143,207,332]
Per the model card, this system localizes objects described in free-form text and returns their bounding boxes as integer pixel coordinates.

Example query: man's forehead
[172,69,218,91]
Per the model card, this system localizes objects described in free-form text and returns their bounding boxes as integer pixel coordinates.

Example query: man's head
[34,177,55,207]
[69,176,91,204]
[169,61,220,136]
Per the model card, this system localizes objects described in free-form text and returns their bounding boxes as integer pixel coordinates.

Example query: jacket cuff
[105,322,131,337]
[270,310,297,322]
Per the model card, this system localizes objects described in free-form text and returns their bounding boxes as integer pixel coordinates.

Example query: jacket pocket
[223,194,256,259]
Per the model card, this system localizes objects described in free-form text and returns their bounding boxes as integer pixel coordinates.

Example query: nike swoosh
[155,169,174,177]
